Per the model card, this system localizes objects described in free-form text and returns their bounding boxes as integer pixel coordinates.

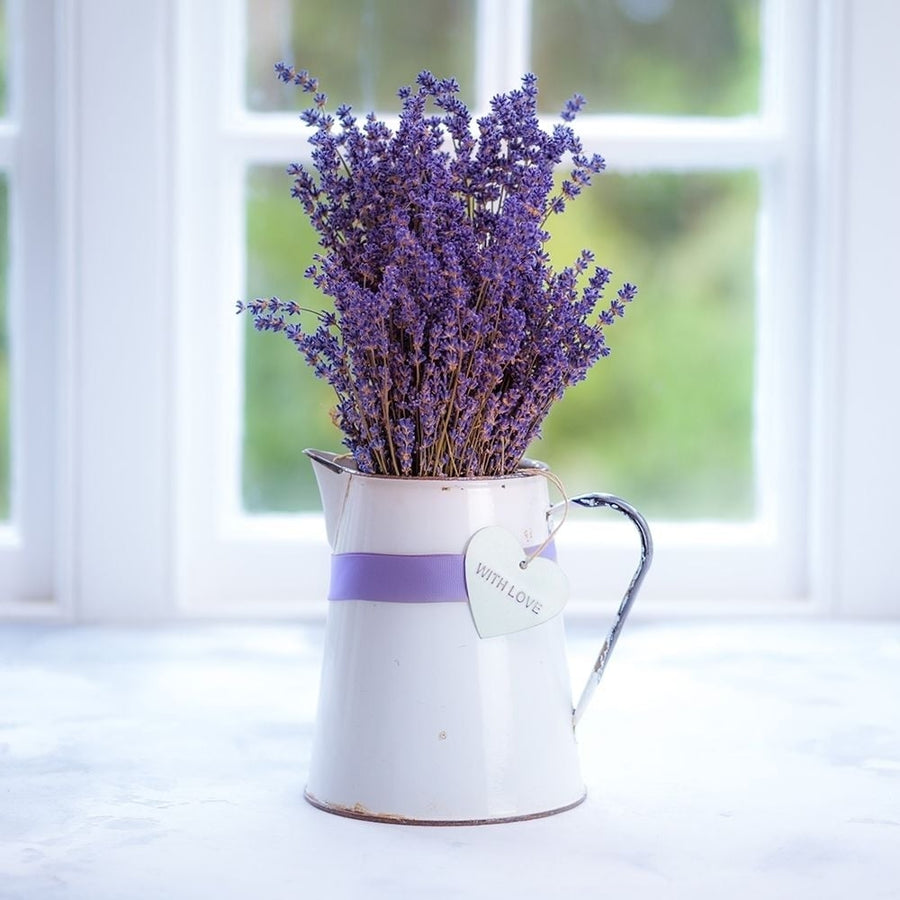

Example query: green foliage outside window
[246,0,476,112]
[531,0,760,116]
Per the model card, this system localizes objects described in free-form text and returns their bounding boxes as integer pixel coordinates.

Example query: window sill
[1,619,897,897]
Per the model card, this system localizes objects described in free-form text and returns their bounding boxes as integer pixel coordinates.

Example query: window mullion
[221,150,250,525]
[0,123,13,167]
[227,111,784,171]
[222,0,249,133]
[574,117,783,172]
[477,0,531,108]
[503,0,531,89]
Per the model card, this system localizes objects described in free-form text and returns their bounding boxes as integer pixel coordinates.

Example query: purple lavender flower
[239,67,638,477]
[561,92,587,122]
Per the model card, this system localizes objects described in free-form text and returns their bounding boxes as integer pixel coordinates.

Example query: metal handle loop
[563,493,653,728]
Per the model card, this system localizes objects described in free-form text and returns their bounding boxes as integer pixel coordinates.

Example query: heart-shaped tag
[464,527,569,639]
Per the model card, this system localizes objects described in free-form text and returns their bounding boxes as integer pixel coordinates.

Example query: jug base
[304,788,586,826]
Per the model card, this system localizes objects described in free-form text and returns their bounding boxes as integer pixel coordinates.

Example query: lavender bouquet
[239,65,636,478]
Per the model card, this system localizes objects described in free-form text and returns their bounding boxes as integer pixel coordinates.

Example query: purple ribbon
[328,542,557,603]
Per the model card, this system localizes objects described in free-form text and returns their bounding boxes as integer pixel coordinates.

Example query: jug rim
[304,448,551,483]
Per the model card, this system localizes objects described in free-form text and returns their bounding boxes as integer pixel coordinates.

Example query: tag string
[521,469,569,569]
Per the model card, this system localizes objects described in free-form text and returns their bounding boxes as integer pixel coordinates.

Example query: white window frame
[4,0,895,622]
[175,0,824,616]
[0,0,56,615]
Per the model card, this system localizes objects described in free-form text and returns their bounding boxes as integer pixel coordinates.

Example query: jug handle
[549,493,653,728]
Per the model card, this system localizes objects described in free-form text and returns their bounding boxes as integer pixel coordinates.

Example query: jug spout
[304,449,353,548]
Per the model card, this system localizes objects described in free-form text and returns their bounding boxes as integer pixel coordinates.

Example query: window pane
[243,165,341,512]
[0,0,7,117]
[531,172,758,520]
[246,0,477,113]
[0,174,9,519]
[531,0,761,117]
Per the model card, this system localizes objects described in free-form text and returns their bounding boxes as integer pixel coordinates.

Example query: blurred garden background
[241,0,761,520]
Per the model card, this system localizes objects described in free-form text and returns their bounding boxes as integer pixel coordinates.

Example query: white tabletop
[1,619,898,900]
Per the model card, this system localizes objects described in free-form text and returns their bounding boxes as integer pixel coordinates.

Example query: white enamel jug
[304,449,652,825]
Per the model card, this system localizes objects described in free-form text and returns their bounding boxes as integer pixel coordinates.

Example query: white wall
[811,0,900,616]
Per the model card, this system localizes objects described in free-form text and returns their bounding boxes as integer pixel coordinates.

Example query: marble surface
[1,620,898,899]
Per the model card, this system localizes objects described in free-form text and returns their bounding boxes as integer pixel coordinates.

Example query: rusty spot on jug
[305,787,587,825]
